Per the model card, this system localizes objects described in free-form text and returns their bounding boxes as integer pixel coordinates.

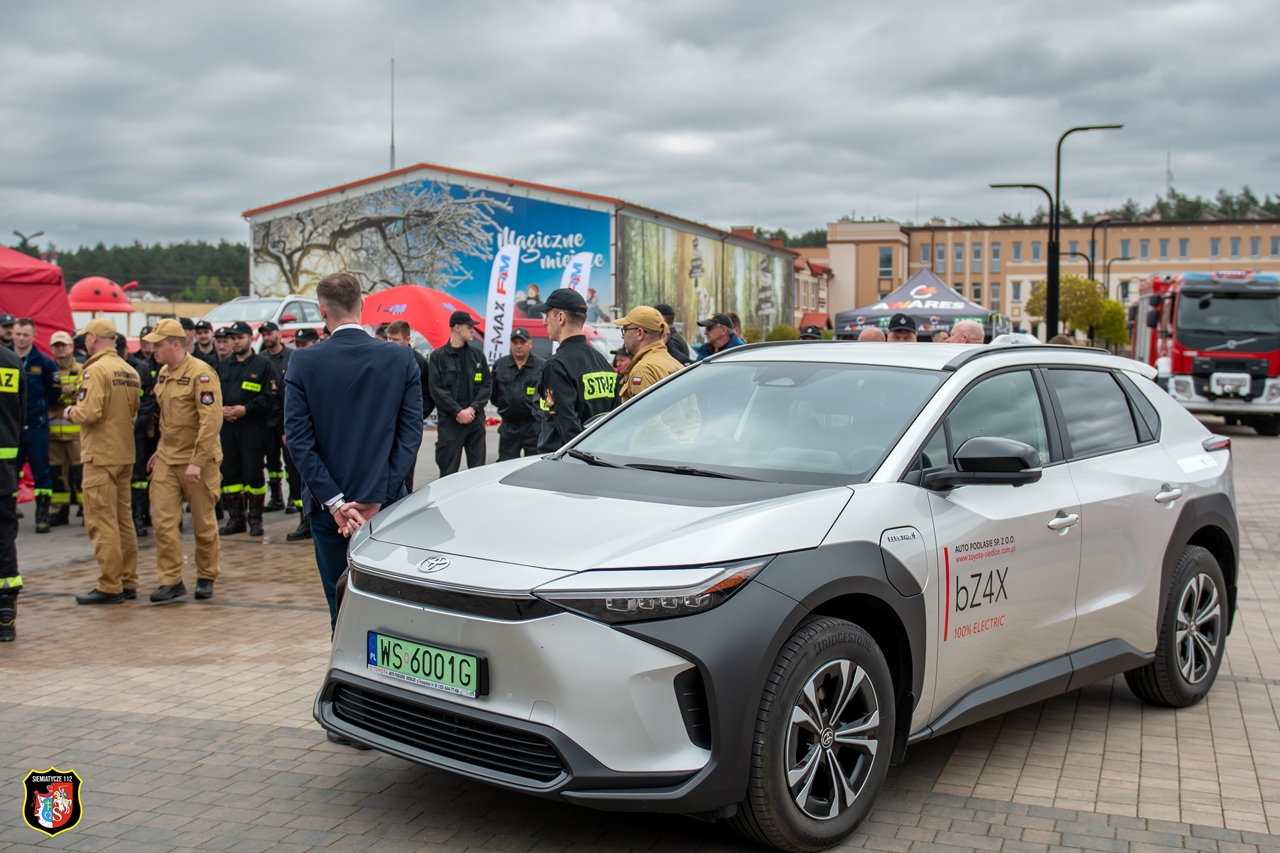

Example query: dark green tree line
[6,239,249,299]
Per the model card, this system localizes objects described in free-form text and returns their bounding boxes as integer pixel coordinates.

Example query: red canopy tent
[0,246,75,352]
[361,285,486,350]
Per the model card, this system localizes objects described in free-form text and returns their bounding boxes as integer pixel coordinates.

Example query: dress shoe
[327,731,372,750]
[76,589,126,605]
[194,579,214,600]
[149,582,188,603]
[122,588,137,600]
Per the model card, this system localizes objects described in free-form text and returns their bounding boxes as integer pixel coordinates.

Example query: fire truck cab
[1132,270,1280,435]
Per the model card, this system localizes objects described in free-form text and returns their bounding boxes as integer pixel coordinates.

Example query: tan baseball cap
[49,331,74,346]
[142,318,186,342]
[614,306,666,333]
[78,318,118,338]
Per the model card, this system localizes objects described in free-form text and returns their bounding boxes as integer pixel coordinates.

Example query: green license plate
[367,632,487,697]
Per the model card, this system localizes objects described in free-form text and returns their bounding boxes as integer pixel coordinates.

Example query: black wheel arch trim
[617,540,924,815]
[1162,494,1238,634]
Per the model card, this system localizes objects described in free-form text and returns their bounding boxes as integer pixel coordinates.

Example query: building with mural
[242,163,795,343]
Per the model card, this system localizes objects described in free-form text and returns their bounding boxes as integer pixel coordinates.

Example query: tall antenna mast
[1165,148,1172,199]
[390,57,396,171]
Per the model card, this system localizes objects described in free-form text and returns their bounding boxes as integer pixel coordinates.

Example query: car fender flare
[1160,493,1238,633]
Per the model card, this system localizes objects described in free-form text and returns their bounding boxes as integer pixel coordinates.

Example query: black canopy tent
[833,270,1011,339]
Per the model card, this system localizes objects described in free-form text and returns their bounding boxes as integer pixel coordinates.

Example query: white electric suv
[316,342,1237,853]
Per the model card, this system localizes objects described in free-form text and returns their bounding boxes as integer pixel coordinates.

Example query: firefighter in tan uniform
[47,331,83,527]
[64,319,141,605]
[143,319,223,602]
[613,306,684,401]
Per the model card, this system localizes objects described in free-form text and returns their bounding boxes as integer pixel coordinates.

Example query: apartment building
[815,217,1280,332]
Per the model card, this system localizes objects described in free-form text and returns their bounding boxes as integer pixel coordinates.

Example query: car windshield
[574,361,945,485]
[1177,292,1280,335]
[203,300,280,322]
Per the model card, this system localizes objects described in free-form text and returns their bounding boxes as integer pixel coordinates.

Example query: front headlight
[1173,378,1193,397]
[533,558,770,623]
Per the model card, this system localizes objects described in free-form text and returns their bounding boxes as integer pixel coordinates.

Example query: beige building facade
[812,217,1280,332]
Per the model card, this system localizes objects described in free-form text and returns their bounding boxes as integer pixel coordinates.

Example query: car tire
[1124,545,1227,707]
[728,616,895,853]
[1248,414,1280,436]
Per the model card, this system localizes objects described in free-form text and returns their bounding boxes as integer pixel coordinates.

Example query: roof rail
[942,344,1115,372]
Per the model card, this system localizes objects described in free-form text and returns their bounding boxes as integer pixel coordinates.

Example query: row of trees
[7,238,249,300]
[1000,185,1280,226]
[1025,274,1129,347]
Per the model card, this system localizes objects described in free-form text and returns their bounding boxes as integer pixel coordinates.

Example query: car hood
[367,457,854,571]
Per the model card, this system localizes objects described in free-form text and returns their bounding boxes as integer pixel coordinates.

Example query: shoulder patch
[82,371,90,379]
[78,388,87,401]
[200,391,214,405]
[633,376,642,384]
[199,375,210,383]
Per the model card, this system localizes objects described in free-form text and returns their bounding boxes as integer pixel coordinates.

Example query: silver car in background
[317,342,1236,852]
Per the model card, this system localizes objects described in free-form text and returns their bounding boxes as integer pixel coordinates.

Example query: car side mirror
[280,313,297,324]
[1145,309,1160,329]
[923,436,1043,490]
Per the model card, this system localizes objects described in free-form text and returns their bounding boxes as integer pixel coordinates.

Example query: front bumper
[1167,376,1280,413]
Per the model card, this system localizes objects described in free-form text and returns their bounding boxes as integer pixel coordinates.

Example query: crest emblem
[22,768,82,836]
[417,555,451,573]
[200,391,215,405]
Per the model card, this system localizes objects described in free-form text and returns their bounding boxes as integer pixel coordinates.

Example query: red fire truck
[1131,270,1280,435]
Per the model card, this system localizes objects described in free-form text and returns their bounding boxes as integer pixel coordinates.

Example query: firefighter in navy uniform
[532,288,617,453]
[492,326,545,460]
[258,321,292,512]
[0,343,24,640]
[427,311,492,476]
[11,319,60,534]
[129,328,161,535]
[215,321,279,536]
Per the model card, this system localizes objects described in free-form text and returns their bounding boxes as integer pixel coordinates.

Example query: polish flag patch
[632,377,642,384]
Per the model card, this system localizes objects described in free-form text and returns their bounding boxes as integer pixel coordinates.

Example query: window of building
[1230,237,1240,258]
[1210,237,1220,258]
[921,243,931,263]
[1140,239,1150,259]
[972,282,983,304]
[1031,241,1041,261]
[1273,237,1280,257]
[1179,238,1189,259]
[991,242,1001,273]
[1012,241,1022,262]
[954,282,964,296]
[935,243,946,274]
[990,282,1001,304]
[1159,238,1169,260]
[1069,240,1078,257]
[1120,239,1130,259]
[972,243,982,273]
[878,246,893,278]
[955,242,964,267]
[1120,280,1130,300]
[1011,281,1022,302]
[1251,236,1261,258]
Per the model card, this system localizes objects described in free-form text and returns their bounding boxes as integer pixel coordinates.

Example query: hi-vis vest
[49,360,82,438]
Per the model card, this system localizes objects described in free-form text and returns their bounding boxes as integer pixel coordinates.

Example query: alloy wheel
[785,659,880,820]
[1176,572,1221,685]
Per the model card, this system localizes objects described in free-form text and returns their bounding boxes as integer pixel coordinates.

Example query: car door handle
[1155,486,1183,503]
[1047,512,1079,531]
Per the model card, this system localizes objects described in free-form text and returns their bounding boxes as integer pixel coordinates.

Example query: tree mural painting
[251,181,511,295]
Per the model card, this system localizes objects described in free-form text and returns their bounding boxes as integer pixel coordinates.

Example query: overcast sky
[3,0,1279,250]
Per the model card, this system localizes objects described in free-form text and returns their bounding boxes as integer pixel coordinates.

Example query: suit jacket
[284,328,423,514]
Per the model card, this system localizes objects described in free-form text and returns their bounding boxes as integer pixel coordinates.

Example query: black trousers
[0,493,17,583]
[498,420,540,461]
[132,430,159,490]
[266,427,284,483]
[283,441,302,508]
[435,417,485,477]
[220,420,267,497]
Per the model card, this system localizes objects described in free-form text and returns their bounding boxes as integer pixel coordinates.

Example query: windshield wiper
[625,462,759,480]
[564,448,622,468]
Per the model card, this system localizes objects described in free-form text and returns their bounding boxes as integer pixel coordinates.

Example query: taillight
[1203,435,1231,452]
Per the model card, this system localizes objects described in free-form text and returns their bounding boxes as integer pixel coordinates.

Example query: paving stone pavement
[1,422,1278,852]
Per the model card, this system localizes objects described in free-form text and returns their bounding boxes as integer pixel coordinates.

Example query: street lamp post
[1065,251,1095,282]
[1105,256,1135,295]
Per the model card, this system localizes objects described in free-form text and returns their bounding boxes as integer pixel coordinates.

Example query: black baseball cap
[194,320,213,331]
[510,327,531,341]
[137,325,153,339]
[799,325,823,339]
[227,321,253,336]
[294,327,320,343]
[697,312,734,330]
[888,313,917,333]
[178,317,195,331]
[213,326,230,338]
[0,314,14,326]
[260,320,280,332]
[531,288,587,314]
[653,303,676,319]
[449,310,478,328]
[610,346,629,355]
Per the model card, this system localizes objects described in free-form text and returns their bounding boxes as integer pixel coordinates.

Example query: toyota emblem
[417,555,451,573]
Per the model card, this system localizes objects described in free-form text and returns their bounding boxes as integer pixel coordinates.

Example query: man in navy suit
[283,273,423,630]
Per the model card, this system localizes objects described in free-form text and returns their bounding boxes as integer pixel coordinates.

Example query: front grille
[351,569,562,621]
[332,684,565,782]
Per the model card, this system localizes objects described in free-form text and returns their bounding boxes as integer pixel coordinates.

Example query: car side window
[1114,371,1161,441]
[282,301,304,321]
[1045,369,1139,458]
[946,370,1050,465]
[300,302,323,322]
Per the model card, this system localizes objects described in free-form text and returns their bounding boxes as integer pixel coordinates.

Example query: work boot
[218,493,245,535]
[76,588,126,605]
[35,495,51,534]
[194,578,214,600]
[0,591,16,642]
[285,493,299,515]
[286,512,312,541]
[247,492,265,536]
[265,479,284,513]
[48,505,70,528]
[149,582,188,603]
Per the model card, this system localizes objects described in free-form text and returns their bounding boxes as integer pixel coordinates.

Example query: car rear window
[1045,369,1139,458]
